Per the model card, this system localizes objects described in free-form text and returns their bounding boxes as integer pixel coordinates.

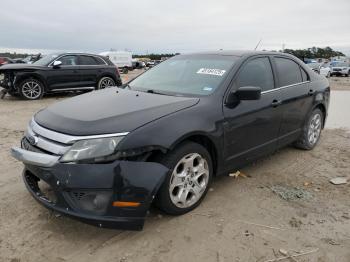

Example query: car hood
[0,63,45,71]
[34,87,200,136]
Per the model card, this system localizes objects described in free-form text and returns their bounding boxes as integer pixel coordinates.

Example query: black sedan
[11,51,330,230]
[0,53,122,99]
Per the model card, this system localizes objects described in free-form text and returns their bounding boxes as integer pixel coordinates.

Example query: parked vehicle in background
[0,52,122,100]
[10,51,329,230]
[99,51,132,74]
[146,61,155,68]
[132,60,146,69]
[307,62,321,74]
[319,63,331,78]
[330,61,350,77]
[307,62,331,78]
[0,57,14,66]
[13,54,43,64]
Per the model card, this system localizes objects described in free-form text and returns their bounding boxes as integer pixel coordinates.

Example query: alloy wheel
[308,113,322,145]
[21,81,42,99]
[169,153,209,208]
[99,78,115,89]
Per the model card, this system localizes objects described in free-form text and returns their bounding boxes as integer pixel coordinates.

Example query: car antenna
[254,39,262,50]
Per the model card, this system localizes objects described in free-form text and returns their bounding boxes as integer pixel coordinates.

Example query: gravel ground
[0,72,349,262]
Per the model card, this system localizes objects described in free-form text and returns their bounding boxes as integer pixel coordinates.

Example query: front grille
[21,137,50,154]
[333,68,341,72]
[25,120,71,156]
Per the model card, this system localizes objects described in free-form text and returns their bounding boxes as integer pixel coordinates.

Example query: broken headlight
[60,136,125,163]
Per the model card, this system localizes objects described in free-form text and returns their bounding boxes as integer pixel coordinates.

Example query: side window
[236,57,274,92]
[300,67,309,82]
[59,56,77,66]
[275,57,302,87]
[79,55,98,65]
[93,57,106,65]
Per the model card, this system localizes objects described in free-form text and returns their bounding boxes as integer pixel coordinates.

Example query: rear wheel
[155,142,213,215]
[294,108,323,150]
[97,77,115,90]
[19,78,44,100]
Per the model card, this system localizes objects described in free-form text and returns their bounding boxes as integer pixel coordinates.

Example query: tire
[155,142,213,215]
[294,108,323,150]
[18,78,44,100]
[96,77,115,90]
[122,68,129,74]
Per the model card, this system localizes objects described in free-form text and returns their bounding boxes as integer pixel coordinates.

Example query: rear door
[272,56,314,146]
[78,55,106,87]
[46,55,80,89]
[223,56,283,169]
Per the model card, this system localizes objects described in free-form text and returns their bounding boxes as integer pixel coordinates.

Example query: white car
[319,64,331,78]
[307,63,331,78]
[330,62,350,77]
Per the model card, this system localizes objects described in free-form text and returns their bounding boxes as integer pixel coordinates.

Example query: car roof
[185,50,287,57]
[49,52,103,57]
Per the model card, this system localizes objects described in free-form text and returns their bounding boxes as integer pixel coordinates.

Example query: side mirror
[53,60,62,68]
[236,86,262,100]
[226,86,261,107]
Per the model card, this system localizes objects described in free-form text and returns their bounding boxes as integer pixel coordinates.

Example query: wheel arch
[97,73,118,86]
[168,133,219,176]
[313,103,327,128]
[16,73,48,91]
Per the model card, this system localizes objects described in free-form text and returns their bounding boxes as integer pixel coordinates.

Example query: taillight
[115,66,120,76]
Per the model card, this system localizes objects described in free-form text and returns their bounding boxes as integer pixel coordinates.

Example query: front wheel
[155,142,213,215]
[19,78,44,100]
[294,108,323,150]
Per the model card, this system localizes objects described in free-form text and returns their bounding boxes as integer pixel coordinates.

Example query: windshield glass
[333,62,349,67]
[34,53,59,66]
[128,55,237,96]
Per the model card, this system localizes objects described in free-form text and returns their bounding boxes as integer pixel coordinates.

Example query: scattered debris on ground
[270,185,313,201]
[289,217,302,228]
[329,177,348,185]
[263,248,319,262]
[228,170,248,178]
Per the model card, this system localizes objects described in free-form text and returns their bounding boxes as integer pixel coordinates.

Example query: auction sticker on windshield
[197,68,226,76]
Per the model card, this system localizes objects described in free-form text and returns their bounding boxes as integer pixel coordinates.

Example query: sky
[0,0,350,55]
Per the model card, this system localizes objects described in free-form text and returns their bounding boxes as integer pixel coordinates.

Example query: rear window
[275,57,303,87]
[79,55,98,65]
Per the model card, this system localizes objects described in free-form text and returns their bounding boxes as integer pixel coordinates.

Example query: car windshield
[333,62,349,67]
[128,55,237,96]
[34,54,59,66]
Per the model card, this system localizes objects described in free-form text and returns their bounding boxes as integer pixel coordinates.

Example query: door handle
[271,99,282,107]
[308,89,315,96]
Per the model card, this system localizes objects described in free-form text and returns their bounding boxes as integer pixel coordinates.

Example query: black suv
[0,53,122,99]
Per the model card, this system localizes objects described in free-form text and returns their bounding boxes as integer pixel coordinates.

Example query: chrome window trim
[30,118,129,144]
[261,81,310,94]
[48,54,78,67]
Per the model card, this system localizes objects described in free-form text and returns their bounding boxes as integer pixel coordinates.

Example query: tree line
[282,46,345,61]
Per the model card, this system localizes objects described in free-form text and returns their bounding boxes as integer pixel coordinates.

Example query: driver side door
[46,55,81,90]
[223,56,283,170]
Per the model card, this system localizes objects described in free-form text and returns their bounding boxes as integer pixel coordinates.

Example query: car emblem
[27,135,39,146]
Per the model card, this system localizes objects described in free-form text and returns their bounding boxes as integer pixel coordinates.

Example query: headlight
[60,136,124,163]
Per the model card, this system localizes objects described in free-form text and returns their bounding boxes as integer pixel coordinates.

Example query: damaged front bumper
[11,146,168,230]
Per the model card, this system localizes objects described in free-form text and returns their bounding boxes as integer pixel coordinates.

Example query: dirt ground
[0,73,349,262]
